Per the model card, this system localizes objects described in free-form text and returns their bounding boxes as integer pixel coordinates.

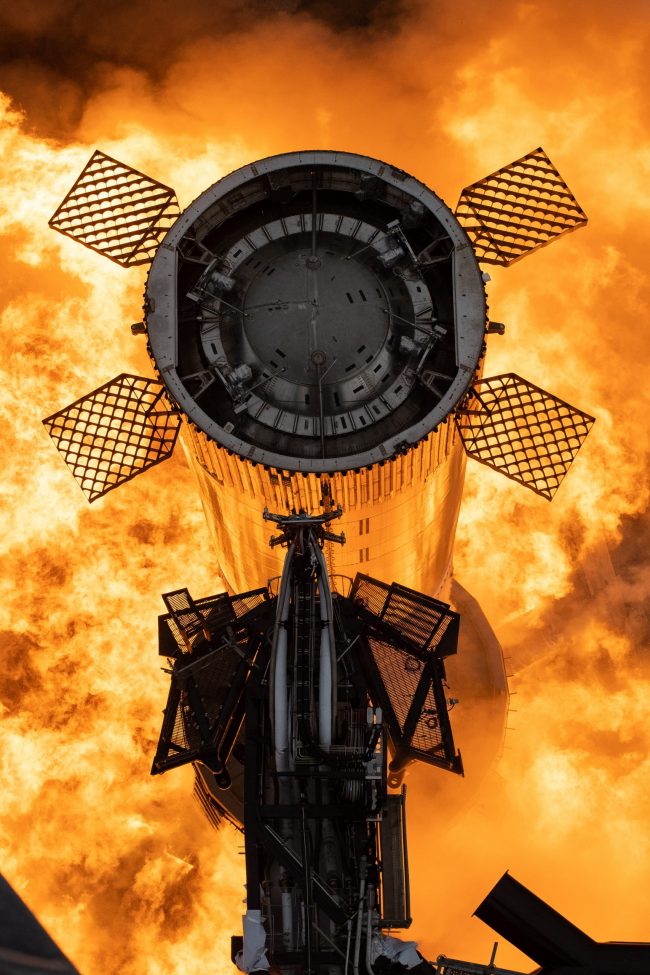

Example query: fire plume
[1,3,649,974]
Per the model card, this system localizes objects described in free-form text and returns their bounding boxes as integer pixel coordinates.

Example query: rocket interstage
[42,146,596,974]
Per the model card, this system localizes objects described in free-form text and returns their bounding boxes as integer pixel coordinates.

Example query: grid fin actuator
[456,373,595,500]
[42,373,181,502]
[49,150,180,267]
[455,147,587,266]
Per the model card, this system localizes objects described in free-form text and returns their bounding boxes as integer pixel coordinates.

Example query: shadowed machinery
[33,146,648,975]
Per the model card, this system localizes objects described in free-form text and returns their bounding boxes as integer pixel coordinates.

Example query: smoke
[0,0,411,139]
[0,1,649,973]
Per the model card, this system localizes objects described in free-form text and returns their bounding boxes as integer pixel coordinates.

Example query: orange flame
[1,4,649,973]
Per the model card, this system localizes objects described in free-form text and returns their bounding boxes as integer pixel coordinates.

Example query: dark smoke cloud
[0,0,412,138]
[1,1,649,970]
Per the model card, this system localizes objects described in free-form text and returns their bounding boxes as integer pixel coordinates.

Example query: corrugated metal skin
[182,419,466,599]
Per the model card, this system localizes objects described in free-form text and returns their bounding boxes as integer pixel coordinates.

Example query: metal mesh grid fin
[49,149,180,266]
[457,373,594,500]
[42,373,181,502]
[455,147,587,266]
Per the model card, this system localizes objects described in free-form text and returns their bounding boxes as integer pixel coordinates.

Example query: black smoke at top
[0,0,412,138]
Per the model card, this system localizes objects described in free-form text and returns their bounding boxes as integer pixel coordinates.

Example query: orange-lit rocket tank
[145,152,487,604]
[37,138,601,975]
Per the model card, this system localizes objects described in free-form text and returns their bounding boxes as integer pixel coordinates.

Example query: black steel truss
[357,633,461,775]
[49,150,180,267]
[243,639,352,937]
[348,574,462,775]
[152,586,269,774]
[349,574,459,656]
[158,586,269,659]
[455,147,587,266]
[152,569,462,971]
[151,638,255,774]
[42,373,181,502]
[456,373,595,500]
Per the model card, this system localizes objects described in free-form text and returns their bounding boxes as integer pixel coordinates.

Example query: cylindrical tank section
[183,420,465,596]
[146,151,486,596]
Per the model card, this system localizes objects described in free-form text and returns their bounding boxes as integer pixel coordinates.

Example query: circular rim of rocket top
[145,150,487,473]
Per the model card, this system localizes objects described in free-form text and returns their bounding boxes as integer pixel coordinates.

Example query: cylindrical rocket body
[146,151,486,597]
[183,418,465,596]
[147,153,508,851]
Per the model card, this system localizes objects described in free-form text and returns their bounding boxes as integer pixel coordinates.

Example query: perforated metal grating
[42,373,181,502]
[231,590,269,619]
[456,373,594,500]
[455,147,587,266]
[369,636,439,740]
[365,634,458,771]
[348,573,461,773]
[158,588,269,658]
[184,647,244,725]
[49,150,180,267]
[152,638,249,773]
[152,580,274,774]
[350,574,458,654]
[410,683,446,757]
[163,588,209,653]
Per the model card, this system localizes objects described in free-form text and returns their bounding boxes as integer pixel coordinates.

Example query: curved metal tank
[145,151,487,601]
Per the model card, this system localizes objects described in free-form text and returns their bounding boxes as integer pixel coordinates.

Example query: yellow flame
[1,5,650,972]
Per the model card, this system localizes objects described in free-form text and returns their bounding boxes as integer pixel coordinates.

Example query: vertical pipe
[281,888,293,949]
[353,866,367,975]
[314,541,337,747]
[271,543,294,772]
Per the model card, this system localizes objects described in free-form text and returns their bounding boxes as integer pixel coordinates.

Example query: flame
[1,3,649,973]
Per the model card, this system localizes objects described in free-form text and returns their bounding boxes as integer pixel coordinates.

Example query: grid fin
[455,147,587,266]
[49,150,180,267]
[42,373,181,502]
[457,373,594,500]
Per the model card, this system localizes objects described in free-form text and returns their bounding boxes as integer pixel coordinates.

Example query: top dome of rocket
[145,151,487,473]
